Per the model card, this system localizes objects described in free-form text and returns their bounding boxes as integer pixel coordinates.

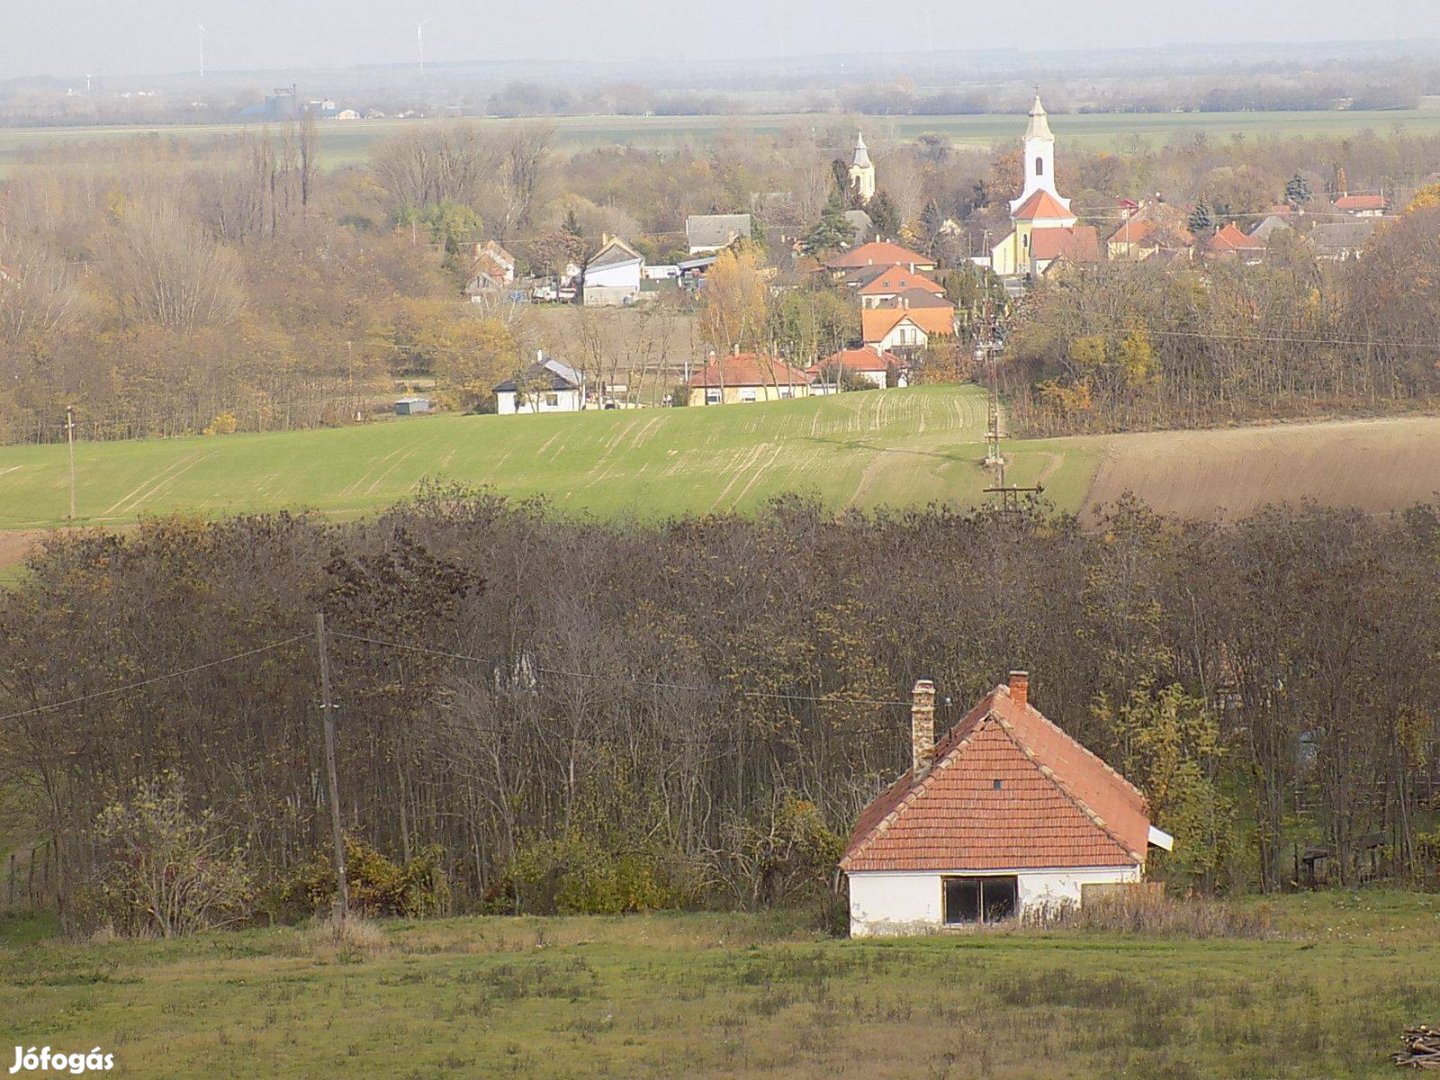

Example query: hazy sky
[2,0,1434,79]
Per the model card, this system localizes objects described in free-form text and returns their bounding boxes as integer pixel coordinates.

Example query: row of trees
[1003,198,1440,433]
[2,489,1438,932]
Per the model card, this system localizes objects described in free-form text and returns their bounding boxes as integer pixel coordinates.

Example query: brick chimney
[1008,670,1030,709]
[911,679,936,777]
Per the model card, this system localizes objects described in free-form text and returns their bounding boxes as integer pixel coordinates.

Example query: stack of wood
[1395,1026,1440,1069]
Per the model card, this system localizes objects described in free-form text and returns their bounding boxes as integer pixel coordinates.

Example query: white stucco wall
[848,865,1142,937]
[497,388,584,415]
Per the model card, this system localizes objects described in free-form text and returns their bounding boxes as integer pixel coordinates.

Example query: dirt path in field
[1080,415,1440,523]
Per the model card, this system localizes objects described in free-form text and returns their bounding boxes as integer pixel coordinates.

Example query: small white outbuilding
[841,672,1172,937]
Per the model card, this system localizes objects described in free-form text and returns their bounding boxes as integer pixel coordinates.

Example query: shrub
[85,771,252,937]
[201,411,238,436]
[499,836,692,915]
[1021,887,1272,939]
[271,838,451,920]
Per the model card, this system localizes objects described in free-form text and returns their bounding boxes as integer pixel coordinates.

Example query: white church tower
[849,132,876,204]
[1009,93,1070,215]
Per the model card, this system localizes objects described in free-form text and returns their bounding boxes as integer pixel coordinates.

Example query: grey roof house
[494,354,587,415]
[686,214,753,255]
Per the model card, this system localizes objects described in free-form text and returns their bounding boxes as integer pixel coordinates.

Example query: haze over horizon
[2,0,1435,80]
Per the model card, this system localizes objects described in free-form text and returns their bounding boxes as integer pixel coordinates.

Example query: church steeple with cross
[1010,92,1069,215]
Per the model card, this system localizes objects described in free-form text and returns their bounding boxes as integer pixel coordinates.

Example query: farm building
[493,354,586,415]
[394,397,431,416]
[582,236,645,306]
[841,672,1172,937]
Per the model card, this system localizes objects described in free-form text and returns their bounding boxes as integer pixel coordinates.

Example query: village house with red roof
[856,267,947,308]
[687,352,812,406]
[1205,222,1268,263]
[861,304,956,354]
[988,96,1101,279]
[1333,192,1389,217]
[842,672,1172,936]
[808,346,909,391]
[825,240,937,275]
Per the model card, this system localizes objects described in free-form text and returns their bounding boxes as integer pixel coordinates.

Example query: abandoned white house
[841,672,1173,936]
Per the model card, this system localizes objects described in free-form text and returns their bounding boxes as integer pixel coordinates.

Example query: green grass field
[1,891,1434,1078]
[3,108,1439,173]
[0,387,1101,530]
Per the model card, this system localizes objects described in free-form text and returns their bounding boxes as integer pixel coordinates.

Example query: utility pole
[977,298,1042,511]
[314,612,349,922]
[981,299,1003,474]
[65,406,76,522]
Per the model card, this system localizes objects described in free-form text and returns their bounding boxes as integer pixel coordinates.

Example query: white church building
[989,96,1101,278]
[841,672,1172,936]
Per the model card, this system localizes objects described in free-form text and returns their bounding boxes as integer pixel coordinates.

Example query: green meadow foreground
[0,387,1098,528]
[5,386,1440,540]
[1,893,1435,1079]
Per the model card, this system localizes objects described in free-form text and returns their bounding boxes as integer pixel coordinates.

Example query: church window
[1035,156,1044,177]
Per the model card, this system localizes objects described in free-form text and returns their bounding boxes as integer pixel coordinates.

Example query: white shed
[842,672,1171,937]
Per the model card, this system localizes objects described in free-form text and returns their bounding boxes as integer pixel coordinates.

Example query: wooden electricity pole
[314,612,349,920]
[65,406,76,522]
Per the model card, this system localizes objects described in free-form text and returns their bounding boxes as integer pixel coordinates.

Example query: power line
[0,633,311,724]
[328,629,914,707]
[1055,309,1440,352]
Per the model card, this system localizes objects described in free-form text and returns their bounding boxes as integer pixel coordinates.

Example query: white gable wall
[848,865,1141,937]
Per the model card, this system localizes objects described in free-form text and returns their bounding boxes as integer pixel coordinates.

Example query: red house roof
[861,305,956,342]
[1030,226,1100,263]
[1012,189,1073,221]
[1334,194,1387,212]
[826,241,936,270]
[687,353,811,388]
[856,266,946,297]
[809,347,904,375]
[840,677,1151,873]
[1206,222,1266,253]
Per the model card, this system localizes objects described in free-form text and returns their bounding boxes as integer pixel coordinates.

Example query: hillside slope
[1080,415,1440,522]
[0,387,1098,529]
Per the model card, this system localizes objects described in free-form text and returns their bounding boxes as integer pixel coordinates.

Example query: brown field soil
[1079,414,1440,523]
[0,529,43,576]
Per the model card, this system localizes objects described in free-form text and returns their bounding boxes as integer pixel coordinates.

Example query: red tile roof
[1206,222,1266,253]
[809,347,904,375]
[861,305,956,342]
[825,241,936,270]
[1030,226,1100,262]
[1012,189,1074,221]
[1334,194,1387,212]
[856,266,946,297]
[687,353,811,388]
[841,681,1150,873]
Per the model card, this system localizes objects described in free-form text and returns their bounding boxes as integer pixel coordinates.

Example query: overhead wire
[0,633,311,724]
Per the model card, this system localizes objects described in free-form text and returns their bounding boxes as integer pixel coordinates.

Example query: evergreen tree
[918,199,947,256]
[800,194,856,256]
[1187,200,1214,234]
[1285,172,1312,210]
[868,191,900,240]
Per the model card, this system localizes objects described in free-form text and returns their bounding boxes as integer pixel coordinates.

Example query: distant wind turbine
[417,18,432,77]
[197,22,206,79]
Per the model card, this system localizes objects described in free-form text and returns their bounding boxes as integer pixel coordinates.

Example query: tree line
[1002,197,1440,434]
[2,488,1437,933]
